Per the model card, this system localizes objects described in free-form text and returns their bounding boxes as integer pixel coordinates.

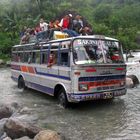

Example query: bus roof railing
[12,35,119,48]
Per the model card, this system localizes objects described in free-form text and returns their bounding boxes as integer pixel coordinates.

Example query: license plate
[103,92,113,99]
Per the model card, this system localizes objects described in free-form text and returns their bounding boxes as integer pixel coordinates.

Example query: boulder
[34,130,65,140]
[0,106,13,119]
[13,114,39,124]
[126,75,139,88]
[4,118,42,139]
[126,77,134,88]
[3,136,12,140]
[4,118,26,139]
[0,102,21,119]
[0,132,9,140]
[14,136,33,140]
[0,118,8,137]
[26,124,42,138]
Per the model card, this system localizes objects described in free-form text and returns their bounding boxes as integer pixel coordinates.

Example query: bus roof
[12,35,118,48]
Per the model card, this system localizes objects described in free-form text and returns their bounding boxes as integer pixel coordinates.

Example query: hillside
[0,0,140,58]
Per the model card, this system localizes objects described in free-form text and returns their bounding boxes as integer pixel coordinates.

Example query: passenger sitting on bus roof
[29,28,37,43]
[59,14,79,37]
[68,14,74,30]
[20,28,31,44]
[48,52,57,67]
[48,19,61,40]
[35,24,41,34]
[19,26,27,38]
[73,15,84,34]
[40,18,49,31]
[81,26,93,35]
[36,18,49,41]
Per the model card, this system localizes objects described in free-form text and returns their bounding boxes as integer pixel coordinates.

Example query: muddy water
[0,67,140,140]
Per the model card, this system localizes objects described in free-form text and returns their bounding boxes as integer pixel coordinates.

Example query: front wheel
[58,89,69,108]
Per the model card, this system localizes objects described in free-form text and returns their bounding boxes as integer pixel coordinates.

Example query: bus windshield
[73,39,124,64]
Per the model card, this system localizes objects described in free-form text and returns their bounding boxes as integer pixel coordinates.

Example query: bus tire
[18,76,26,90]
[58,89,69,108]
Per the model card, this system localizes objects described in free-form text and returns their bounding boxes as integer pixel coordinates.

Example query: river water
[0,56,140,139]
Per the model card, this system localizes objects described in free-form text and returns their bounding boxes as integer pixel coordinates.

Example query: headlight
[79,84,88,91]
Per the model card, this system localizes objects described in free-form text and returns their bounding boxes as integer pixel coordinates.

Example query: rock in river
[126,74,139,88]
[4,118,42,139]
[34,130,65,140]
[0,106,13,120]
[0,118,8,137]
[14,136,33,140]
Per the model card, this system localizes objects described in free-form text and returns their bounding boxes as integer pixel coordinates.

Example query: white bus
[11,35,126,108]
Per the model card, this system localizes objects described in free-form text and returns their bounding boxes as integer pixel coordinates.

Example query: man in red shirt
[59,15,70,29]
[59,14,79,37]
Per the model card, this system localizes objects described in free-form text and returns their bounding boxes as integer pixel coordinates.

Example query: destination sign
[74,39,99,46]
[73,39,119,48]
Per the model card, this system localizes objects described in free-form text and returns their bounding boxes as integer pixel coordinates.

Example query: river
[0,60,140,140]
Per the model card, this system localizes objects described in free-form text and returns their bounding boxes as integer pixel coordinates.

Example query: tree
[94,4,112,24]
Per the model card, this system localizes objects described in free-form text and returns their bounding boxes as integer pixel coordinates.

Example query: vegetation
[0,0,140,59]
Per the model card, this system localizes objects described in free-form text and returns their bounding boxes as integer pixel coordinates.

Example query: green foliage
[94,4,113,24]
[0,0,140,56]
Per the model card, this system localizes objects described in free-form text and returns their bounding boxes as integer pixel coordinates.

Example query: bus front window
[73,39,124,64]
[104,41,124,63]
[73,40,100,64]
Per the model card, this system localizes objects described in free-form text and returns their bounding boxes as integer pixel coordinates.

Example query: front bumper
[67,88,126,102]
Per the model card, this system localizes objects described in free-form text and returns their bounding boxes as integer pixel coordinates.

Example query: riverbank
[0,59,11,68]
[0,102,66,140]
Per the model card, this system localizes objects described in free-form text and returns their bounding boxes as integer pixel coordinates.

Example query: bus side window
[41,52,48,64]
[60,52,69,66]
[48,51,57,67]
[12,53,17,62]
[35,52,40,64]
[24,52,29,63]
[32,52,36,63]
[28,52,32,64]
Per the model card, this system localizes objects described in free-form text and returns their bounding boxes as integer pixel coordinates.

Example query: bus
[11,35,126,108]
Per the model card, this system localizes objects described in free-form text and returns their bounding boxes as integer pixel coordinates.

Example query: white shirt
[58,19,63,27]
[40,22,48,31]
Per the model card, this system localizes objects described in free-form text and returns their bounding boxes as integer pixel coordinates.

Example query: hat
[68,14,72,17]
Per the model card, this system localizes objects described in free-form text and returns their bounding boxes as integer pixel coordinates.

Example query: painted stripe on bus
[28,81,54,95]
[28,66,35,74]
[79,79,125,88]
[36,71,71,81]
[79,74,125,82]
[11,75,54,95]
[11,65,71,81]
[21,66,28,72]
